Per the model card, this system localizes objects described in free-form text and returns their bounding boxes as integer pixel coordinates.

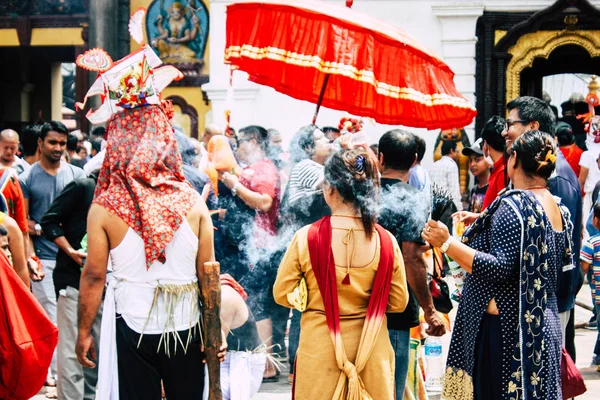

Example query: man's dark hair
[378,129,417,171]
[415,135,426,162]
[481,115,506,152]
[506,96,556,135]
[239,125,270,152]
[322,126,340,135]
[91,137,103,154]
[441,140,456,156]
[369,143,379,157]
[594,201,600,220]
[40,121,68,141]
[556,122,575,146]
[91,126,106,138]
[561,100,574,115]
[21,124,42,157]
[0,225,7,237]
[66,133,79,152]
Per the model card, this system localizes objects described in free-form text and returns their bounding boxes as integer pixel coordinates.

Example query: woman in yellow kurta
[274,149,409,400]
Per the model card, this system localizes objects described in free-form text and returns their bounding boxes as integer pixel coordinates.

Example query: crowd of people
[0,93,597,400]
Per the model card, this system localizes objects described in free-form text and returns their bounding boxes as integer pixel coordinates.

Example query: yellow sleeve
[273,230,304,308]
[387,232,409,313]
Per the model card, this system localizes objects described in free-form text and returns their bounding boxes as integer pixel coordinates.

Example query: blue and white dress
[443,190,572,400]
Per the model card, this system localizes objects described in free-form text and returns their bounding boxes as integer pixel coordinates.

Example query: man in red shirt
[481,116,508,210]
[556,121,583,177]
[454,116,506,224]
[221,125,281,380]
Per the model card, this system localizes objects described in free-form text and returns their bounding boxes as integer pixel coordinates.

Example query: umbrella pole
[312,74,330,125]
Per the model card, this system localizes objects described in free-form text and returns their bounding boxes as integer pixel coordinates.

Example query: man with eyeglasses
[504,96,582,363]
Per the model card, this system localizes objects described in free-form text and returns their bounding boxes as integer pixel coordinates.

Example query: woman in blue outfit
[423,130,571,400]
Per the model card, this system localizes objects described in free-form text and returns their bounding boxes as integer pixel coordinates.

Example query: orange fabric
[0,251,58,399]
[0,169,28,233]
[204,135,242,196]
[560,145,583,177]
[208,135,242,175]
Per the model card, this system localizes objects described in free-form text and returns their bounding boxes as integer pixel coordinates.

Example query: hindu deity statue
[433,128,471,195]
[151,0,202,63]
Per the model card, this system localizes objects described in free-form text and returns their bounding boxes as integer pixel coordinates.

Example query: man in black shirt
[41,171,101,400]
[378,130,447,398]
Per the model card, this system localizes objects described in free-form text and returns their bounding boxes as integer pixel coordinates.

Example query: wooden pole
[312,74,330,125]
[201,261,223,400]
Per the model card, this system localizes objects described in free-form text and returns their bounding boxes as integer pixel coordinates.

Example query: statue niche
[147,0,209,86]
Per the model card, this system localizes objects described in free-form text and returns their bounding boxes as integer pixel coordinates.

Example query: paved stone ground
[32,285,600,399]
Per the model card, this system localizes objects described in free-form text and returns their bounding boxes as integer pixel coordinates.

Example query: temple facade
[1,0,600,166]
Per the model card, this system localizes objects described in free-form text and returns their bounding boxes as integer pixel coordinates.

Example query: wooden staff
[201,261,223,400]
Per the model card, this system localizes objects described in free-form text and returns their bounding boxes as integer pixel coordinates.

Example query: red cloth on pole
[225,0,476,129]
[0,252,58,400]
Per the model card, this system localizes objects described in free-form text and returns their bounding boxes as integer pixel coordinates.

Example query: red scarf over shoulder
[306,216,394,399]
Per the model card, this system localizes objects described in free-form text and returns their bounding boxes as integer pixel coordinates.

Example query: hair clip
[355,155,365,173]
[544,150,556,164]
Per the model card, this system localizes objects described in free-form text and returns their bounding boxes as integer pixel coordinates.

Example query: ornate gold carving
[494,30,507,46]
[564,15,579,31]
[505,30,600,102]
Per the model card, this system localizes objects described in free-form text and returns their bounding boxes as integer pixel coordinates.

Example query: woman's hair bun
[511,130,557,180]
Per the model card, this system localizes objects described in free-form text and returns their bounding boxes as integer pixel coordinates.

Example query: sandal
[262,375,279,383]
[45,387,58,399]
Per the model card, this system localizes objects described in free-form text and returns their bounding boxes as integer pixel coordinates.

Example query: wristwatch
[440,237,454,253]
[34,223,42,236]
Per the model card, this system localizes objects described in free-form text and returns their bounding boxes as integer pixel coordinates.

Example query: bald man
[0,129,31,282]
[0,129,29,175]
[202,124,223,148]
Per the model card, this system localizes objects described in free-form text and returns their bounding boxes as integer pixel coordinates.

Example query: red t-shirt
[482,156,507,211]
[240,159,280,248]
[560,145,583,177]
[0,169,28,233]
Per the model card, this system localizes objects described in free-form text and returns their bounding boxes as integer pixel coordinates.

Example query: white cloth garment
[97,221,199,399]
[429,155,462,210]
[97,275,119,400]
[202,352,266,400]
[84,149,105,176]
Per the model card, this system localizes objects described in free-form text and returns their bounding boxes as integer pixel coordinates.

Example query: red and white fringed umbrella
[224,0,476,129]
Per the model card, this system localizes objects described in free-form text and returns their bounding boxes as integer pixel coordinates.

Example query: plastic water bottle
[424,336,444,392]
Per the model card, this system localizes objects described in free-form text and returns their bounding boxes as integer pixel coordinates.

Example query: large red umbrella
[224,0,476,129]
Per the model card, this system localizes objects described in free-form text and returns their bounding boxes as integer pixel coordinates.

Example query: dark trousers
[116,317,205,400]
[566,308,576,362]
[288,309,301,373]
[595,303,600,356]
[474,313,502,400]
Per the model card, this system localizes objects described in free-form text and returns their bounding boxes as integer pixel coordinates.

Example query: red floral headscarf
[94,105,200,269]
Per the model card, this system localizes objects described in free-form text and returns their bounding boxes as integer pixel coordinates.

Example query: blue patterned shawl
[461,190,572,399]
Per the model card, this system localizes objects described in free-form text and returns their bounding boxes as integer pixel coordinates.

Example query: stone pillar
[50,63,63,121]
[432,3,484,117]
[88,0,119,60]
[202,0,259,129]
